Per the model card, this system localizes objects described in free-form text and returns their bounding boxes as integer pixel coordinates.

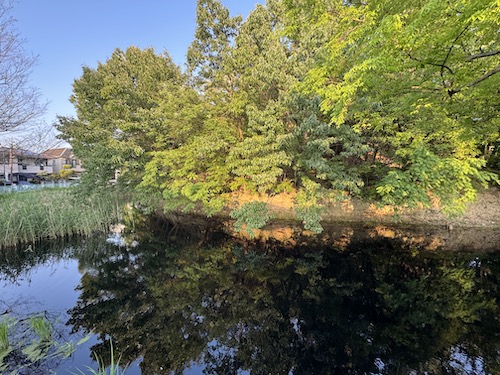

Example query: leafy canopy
[59,0,500,231]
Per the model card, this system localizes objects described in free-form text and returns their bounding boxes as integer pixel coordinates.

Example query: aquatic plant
[0,319,12,366]
[73,340,127,375]
[0,188,124,248]
[30,315,53,342]
[0,313,78,373]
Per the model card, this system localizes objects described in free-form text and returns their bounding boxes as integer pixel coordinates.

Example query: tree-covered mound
[58,0,499,233]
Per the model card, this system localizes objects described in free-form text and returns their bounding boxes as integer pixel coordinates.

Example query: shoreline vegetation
[55,0,499,234]
[2,186,499,251]
[2,1,499,252]
[0,189,122,249]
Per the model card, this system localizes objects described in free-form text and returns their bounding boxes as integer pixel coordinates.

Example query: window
[40,165,44,171]
[22,165,27,170]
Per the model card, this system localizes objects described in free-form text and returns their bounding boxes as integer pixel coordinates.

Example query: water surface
[1,225,499,374]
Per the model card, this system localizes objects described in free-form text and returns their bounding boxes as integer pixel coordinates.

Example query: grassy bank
[0,189,123,248]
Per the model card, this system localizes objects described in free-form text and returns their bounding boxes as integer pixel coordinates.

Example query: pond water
[0,222,499,374]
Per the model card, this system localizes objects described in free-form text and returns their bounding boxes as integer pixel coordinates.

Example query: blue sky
[12,1,264,128]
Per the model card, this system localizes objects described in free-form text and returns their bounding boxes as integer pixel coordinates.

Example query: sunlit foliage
[58,0,499,231]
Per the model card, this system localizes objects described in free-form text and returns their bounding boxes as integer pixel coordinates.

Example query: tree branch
[467,50,500,61]
[440,24,470,86]
[448,65,500,96]
[468,65,500,88]
[405,52,454,75]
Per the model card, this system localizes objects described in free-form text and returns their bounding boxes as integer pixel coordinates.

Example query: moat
[1,222,499,374]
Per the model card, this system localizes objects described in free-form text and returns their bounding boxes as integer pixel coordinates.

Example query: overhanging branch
[467,50,500,61]
[468,66,500,88]
[448,65,500,96]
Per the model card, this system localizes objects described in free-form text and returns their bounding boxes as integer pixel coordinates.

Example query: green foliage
[295,205,323,234]
[57,0,500,226]
[59,165,75,180]
[0,319,12,367]
[287,94,370,195]
[294,177,324,233]
[57,46,186,192]
[376,147,499,215]
[281,0,500,215]
[230,201,273,238]
[139,118,235,216]
[227,105,292,193]
[187,0,242,84]
[45,164,75,182]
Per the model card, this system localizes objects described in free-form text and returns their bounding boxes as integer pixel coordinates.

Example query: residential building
[41,148,85,176]
[0,146,54,182]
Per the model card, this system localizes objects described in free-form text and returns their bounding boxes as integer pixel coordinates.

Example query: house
[0,146,54,182]
[41,148,84,177]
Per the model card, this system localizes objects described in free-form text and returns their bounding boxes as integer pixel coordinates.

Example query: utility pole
[9,143,13,183]
[1,146,5,186]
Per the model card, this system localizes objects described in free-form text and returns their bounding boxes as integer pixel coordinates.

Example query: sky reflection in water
[0,226,499,374]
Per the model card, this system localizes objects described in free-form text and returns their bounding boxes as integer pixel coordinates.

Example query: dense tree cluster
[58,0,499,230]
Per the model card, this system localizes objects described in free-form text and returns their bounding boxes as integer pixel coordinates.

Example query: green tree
[59,0,499,223]
[142,2,299,216]
[139,116,236,216]
[139,0,242,215]
[187,0,242,87]
[57,47,186,192]
[224,4,297,193]
[282,0,499,214]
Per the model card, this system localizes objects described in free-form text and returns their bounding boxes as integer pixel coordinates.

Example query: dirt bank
[256,187,500,229]
[223,187,500,251]
[327,188,500,228]
[159,188,500,251]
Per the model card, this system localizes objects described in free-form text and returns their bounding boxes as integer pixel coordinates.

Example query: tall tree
[282,0,499,214]
[225,4,296,193]
[57,47,186,191]
[59,0,500,227]
[187,0,241,90]
[0,0,45,133]
[143,1,298,216]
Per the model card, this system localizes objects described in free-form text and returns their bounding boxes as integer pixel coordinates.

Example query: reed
[73,340,127,375]
[0,188,124,248]
[29,315,53,342]
[0,320,9,352]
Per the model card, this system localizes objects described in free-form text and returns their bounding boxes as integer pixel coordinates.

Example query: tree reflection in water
[66,225,499,375]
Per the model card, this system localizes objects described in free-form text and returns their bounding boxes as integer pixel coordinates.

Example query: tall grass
[30,315,53,342]
[73,340,127,375]
[0,188,124,248]
[0,320,9,352]
[0,319,13,372]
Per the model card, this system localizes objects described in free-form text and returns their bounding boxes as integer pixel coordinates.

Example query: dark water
[1,223,499,374]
